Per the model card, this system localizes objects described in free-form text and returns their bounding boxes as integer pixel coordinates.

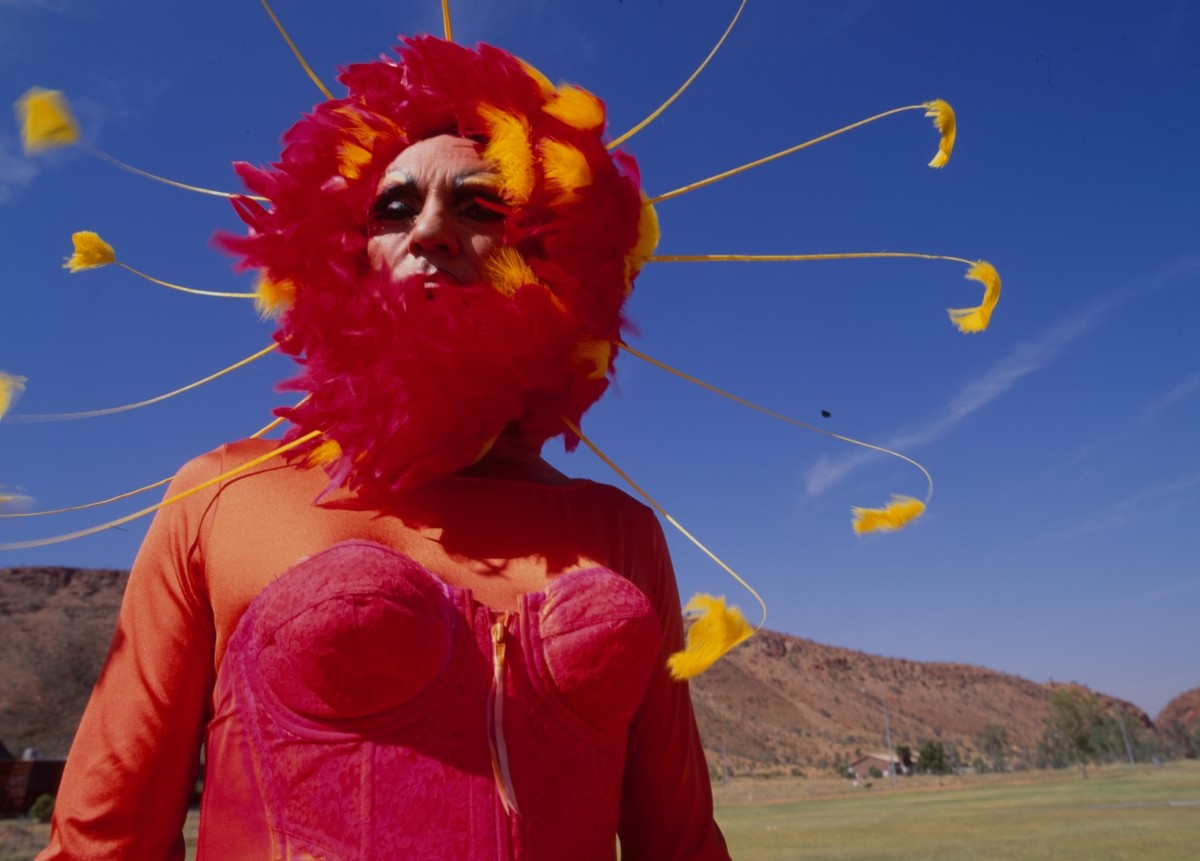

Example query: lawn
[2,762,1196,860]
[714,762,1200,860]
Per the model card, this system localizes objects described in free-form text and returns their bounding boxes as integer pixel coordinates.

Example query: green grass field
[3,762,1197,860]
[714,762,1200,860]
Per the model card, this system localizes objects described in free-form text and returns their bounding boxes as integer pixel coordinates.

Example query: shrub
[29,793,55,823]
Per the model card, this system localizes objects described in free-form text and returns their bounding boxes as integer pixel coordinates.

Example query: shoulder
[171,437,309,490]
[563,478,657,523]
[158,438,326,537]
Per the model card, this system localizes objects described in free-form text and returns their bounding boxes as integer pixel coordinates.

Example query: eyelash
[371,189,507,224]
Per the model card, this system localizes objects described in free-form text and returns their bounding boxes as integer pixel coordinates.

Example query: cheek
[468,234,501,262]
[367,234,401,271]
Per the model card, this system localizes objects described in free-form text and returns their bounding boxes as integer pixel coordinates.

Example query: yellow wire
[260,0,334,100]
[0,414,289,519]
[115,262,256,299]
[84,144,268,202]
[441,0,454,42]
[5,344,278,423]
[608,0,747,149]
[0,431,321,551]
[649,251,974,267]
[648,104,928,204]
[618,342,934,506]
[560,415,767,632]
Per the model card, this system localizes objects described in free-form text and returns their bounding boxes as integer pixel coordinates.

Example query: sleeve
[617,506,731,861]
[38,452,222,861]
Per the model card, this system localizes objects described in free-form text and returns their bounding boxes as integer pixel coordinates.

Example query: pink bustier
[199,540,661,860]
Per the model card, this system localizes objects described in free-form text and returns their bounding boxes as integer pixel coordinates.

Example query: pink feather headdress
[220,37,658,494]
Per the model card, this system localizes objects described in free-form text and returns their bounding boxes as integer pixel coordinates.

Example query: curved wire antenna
[260,0,333,100]
[618,342,934,507]
[109,262,257,299]
[649,103,946,204]
[0,430,321,551]
[4,344,278,423]
[62,231,257,298]
[648,253,1001,334]
[560,414,767,629]
[608,0,747,149]
[651,251,975,266]
[83,144,268,202]
[441,0,454,42]
[19,89,261,199]
[0,412,291,519]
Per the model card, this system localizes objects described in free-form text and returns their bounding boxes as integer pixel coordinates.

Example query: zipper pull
[492,614,508,669]
[489,611,520,816]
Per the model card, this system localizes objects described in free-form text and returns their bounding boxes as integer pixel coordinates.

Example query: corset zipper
[488,611,520,817]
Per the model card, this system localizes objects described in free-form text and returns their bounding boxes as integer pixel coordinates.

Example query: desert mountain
[689,630,1156,773]
[0,567,1166,771]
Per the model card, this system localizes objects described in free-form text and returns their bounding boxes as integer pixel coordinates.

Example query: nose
[408,199,460,258]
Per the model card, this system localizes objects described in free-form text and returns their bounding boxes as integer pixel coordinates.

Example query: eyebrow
[377,168,501,191]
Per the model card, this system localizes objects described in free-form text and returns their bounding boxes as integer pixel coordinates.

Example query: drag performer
[39,37,728,861]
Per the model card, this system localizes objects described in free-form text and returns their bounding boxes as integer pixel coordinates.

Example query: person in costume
[39,37,728,861]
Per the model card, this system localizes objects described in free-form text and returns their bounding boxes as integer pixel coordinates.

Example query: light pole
[862,687,898,787]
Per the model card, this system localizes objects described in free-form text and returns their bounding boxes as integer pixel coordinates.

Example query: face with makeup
[367,135,508,289]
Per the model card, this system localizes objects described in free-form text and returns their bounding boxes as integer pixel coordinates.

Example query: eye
[457,193,508,224]
[371,186,419,222]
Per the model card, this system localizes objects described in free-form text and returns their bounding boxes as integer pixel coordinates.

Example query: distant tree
[978,724,1010,772]
[918,741,950,775]
[943,740,963,772]
[1044,689,1102,778]
[1163,721,1198,760]
[1089,712,1133,764]
[895,744,914,775]
[29,793,55,823]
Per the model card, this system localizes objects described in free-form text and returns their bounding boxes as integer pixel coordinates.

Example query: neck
[457,429,572,485]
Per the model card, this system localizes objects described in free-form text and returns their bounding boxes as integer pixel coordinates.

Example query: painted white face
[367,134,507,288]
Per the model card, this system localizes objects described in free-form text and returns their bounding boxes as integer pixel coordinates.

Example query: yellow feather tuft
[1,372,28,420]
[255,274,297,319]
[63,231,116,273]
[851,494,926,534]
[539,139,591,205]
[924,99,956,168]
[623,196,661,292]
[336,142,373,181]
[544,85,605,131]
[667,594,753,680]
[947,260,1001,333]
[331,105,403,181]
[479,105,535,205]
[305,438,342,469]
[16,87,80,154]
[518,59,556,98]
[0,490,34,509]
[483,247,541,298]
[571,338,613,381]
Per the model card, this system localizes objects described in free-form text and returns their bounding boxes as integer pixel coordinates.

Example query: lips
[413,269,460,289]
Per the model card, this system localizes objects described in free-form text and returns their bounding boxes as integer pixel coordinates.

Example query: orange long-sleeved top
[39,439,729,860]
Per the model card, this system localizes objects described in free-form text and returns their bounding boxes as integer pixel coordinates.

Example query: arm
[39,454,220,861]
[617,509,730,861]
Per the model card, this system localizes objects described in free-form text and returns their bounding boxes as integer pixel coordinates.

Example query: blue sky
[2,0,1197,720]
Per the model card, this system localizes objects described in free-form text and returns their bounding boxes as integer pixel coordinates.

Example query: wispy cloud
[804,297,1113,496]
[1139,576,1200,603]
[1139,370,1200,424]
[804,254,1200,497]
[1056,473,1200,541]
[0,136,37,204]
